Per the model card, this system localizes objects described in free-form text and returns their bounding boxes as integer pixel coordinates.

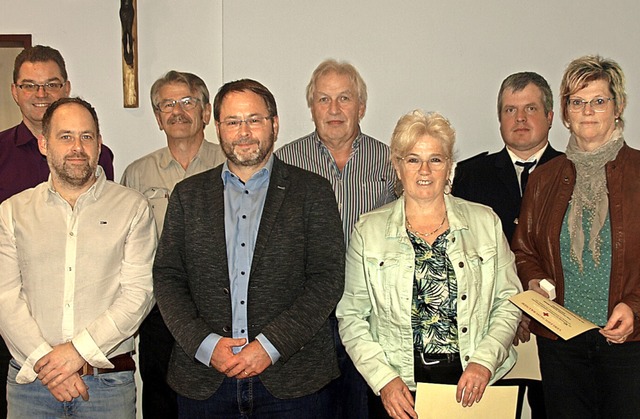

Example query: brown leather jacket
[512,143,640,341]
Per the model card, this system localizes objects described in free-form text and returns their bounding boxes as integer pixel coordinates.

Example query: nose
[583,102,596,115]
[328,99,340,114]
[35,85,48,98]
[72,137,84,151]
[516,108,527,122]
[418,160,432,174]
[238,120,251,136]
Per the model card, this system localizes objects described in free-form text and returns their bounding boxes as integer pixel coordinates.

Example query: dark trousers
[325,316,369,419]
[177,376,331,419]
[139,306,178,419]
[538,330,640,419]
[497,378,546,419]
[0,341,9,419]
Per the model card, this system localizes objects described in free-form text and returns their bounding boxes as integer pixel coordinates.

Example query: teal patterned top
[408,229,459,354]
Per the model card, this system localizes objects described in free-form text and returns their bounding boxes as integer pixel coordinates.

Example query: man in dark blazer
[453,72,561,419]
[153,79,345,418]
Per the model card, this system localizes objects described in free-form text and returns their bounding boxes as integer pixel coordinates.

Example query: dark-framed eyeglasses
[217,116,272,131]
[16,82,65,93]
[156,96,201,113]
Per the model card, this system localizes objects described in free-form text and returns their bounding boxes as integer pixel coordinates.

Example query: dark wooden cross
[120,0,138,108]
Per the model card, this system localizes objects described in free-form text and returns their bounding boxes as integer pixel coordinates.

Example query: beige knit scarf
[565,128,623,270]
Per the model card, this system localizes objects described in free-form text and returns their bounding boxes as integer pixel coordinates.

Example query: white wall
[1,1,639,178]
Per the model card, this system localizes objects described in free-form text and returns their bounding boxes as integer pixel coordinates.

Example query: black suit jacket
[153,156,345,400]
[453,145,562,242]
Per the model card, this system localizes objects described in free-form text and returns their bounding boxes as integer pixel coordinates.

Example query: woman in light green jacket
[336,110,521,419]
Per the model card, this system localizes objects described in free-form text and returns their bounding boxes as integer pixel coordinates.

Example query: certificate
[510,290,600,340]
[415,383,517,418]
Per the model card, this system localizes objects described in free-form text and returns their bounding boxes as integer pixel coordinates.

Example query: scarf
[565,128,623,270]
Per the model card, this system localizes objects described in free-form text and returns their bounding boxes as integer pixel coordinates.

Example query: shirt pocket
[143,187,170,227]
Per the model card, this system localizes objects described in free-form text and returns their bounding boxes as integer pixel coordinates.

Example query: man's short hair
[306,59,368,109]
[497,72,553,117]
[213,79,278,122]
[42,97,100,138]
[150,70,210,110]
[13,45,67,83]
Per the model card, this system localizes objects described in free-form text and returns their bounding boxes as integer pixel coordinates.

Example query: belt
[416,351,460,366]
[78,353,135,377]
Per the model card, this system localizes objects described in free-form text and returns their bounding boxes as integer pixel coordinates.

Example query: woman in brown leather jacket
[512,55,640,418]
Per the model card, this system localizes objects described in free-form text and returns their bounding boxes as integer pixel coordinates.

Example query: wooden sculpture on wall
[120,0,138,107]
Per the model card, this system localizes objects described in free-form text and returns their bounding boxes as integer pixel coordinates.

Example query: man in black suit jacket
[153,79,345,418]
[453,72,562,419]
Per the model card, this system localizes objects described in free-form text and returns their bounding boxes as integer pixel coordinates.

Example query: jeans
[537,329,640,419]
[177,376,331,419]
[7,359,136,419]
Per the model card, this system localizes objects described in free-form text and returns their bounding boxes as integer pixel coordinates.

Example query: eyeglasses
[567,97,614,113]
[156,97,201,113]
[218,116,272,131]
[16,82,65,93]
[399,155,449,172]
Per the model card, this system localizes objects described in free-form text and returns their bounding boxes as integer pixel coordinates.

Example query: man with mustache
[453,72,562,419]
[276,60,397,418]
[0,97,155,418]
[0,44,114,417]
[154,79,344,417]
[121,70,225,418]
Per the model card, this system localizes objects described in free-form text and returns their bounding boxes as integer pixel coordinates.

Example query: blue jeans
[7,359,136,418]
[538,330,640,419]
[177,376,331,419]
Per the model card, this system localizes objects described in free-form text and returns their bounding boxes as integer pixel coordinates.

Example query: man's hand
[456,362,491,407]
[513,316,532,346]
[601,302,634,344]
[222,340,272,379]
[379,377,417,419]
[48,373,89,402]
[210,337,246,374]
[35,342,86,388]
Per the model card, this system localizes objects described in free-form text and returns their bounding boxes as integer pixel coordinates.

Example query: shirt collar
[16,121,38,147]
[221,154,274,187]
[506,143,548,166]
[45,166,106,204]
[158,140,208,170]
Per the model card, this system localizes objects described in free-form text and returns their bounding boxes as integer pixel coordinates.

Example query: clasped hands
[210,337,272,379]
[34,342,89,402]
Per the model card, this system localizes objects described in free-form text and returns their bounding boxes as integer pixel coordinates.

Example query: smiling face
[11,60,70,135]
[394,135,452,205]
[499,83,553,160]
[215,90,278,174]
[154,82,211,143]
[310,71,365,146]
[566,79,620,151]
[38,102,101,190]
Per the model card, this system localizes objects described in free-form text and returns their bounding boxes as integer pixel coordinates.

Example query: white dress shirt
[0,167,156,383]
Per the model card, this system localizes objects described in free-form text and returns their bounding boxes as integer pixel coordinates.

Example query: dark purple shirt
[0,121,115,203]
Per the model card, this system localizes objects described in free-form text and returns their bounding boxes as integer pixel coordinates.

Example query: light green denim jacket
[336,195,522,394]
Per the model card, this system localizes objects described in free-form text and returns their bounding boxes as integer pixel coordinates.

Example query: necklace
[406,215,447,238]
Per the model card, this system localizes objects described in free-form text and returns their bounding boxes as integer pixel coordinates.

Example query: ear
[271,115,280,142]
[97,134,103,160]
[11,83,19,104]
[202,102,212,126]
[547,110,554,128]
[154,111,164,131]
[38,134,47,156]
[62,80,71,98]
[358,101,366,120]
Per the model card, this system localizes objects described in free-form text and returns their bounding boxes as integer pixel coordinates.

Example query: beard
[222,130,275,167]
[49,152,97,188]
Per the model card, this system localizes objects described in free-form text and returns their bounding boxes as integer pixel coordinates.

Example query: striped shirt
[276,131,397,244]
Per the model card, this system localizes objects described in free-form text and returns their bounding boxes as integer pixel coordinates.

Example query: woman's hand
[456,362,491,407]
[600,302,634,344]
[528,278,554,298]
[380,377,417,418]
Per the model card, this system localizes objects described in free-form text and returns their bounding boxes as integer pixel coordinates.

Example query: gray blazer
[153,156,345,400]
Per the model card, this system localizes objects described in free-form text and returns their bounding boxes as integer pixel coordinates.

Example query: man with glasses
[121,70,225,418]
[453,72,562,419]
[276,59,396,418]
[0,44,114,417]
[154,79,344,417]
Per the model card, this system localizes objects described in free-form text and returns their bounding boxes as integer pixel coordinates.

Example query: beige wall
[0,48,22,131]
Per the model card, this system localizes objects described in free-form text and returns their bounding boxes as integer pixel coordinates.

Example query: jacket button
[461,327,468,333]
[464,355,470,361]
[451,237,456,243]
[223,288,230,295]
[459,262,464,268]
[461,294,467,301]
[223,326,231,333]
